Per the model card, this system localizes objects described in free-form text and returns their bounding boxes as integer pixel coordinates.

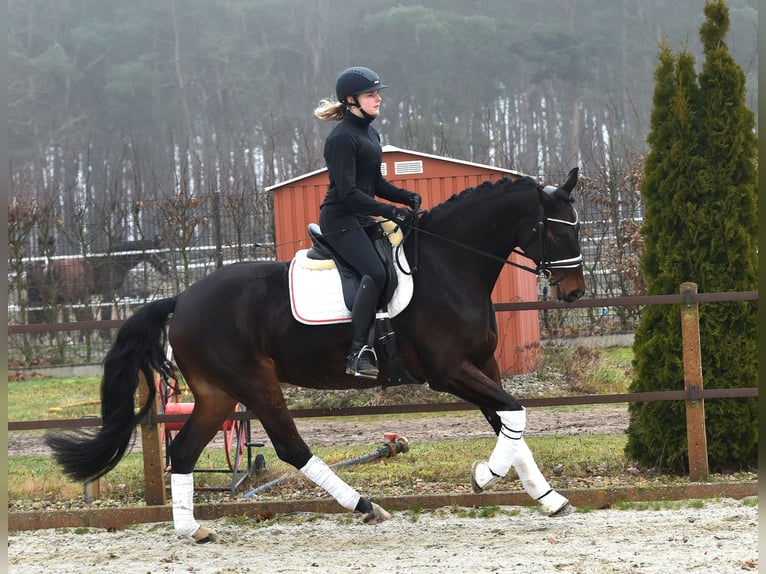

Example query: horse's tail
[45,296,178,482]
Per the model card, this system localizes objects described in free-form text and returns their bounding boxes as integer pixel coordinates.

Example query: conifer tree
[626,0,757,472]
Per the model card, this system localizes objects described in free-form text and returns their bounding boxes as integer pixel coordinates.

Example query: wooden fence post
[680,282,709,481]
[137,370,167,505]
[84,478,100,503]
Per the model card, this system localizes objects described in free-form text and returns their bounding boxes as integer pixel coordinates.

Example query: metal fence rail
[8,290,757,337]
[9,387,757,432]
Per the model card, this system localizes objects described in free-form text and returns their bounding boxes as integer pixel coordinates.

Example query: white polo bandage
[486,408,554,500]
[300,455,361,510]
[486,408,527,477]
[171,472,202,538]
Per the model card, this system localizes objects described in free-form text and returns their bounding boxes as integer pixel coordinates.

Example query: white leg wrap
[171,473,201,538]
[509,437,555,500]
[300,455,361,511]
[536,489,570,516]
[486,408,527,477]
[486,408,567,512]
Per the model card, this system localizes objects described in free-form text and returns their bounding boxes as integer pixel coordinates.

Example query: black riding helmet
[335,66,387,103]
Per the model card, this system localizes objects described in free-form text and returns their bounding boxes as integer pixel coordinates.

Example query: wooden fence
[7,286,759,505]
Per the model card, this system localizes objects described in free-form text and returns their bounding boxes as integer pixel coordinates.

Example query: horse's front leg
[434,360,573,517]
[472,406,572,516]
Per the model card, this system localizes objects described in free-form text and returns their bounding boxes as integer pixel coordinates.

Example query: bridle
[512,199,583,283]
[393,186,583,283]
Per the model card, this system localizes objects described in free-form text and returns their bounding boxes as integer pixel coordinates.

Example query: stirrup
[346,345,379,379]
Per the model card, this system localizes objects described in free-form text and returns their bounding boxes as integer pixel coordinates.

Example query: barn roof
[265,145,529,192]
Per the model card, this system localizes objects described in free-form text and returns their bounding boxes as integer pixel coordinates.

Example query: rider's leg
[471,407,571,516]
[318,210,386,379]
[347,274,381,378]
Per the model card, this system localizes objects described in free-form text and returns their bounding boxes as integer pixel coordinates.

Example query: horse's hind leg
[245,359,390,524]
[166,375,237,543]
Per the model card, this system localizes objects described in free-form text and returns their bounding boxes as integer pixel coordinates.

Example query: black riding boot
[346,275,380,379]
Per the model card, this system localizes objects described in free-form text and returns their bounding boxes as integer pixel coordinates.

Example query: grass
[539,345,633,395]
[323,434,629,491]
[8,433,632,505]
[9,346,754,507]
[8,375,102,421]
[8,346,635,422]
[7,347,633,505]
[612,499,706,511]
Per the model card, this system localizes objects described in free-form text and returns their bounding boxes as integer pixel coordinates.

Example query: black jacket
[320,112,410,220]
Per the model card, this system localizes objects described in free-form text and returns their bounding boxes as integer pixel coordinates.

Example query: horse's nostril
[566,289,584,302]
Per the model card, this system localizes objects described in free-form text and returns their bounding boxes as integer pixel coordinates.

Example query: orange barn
[268,146,541,374]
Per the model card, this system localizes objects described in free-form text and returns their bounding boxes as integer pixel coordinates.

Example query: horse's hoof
[548,501,575,517]
[362,502,391,525]
[192,526,217,543]
[470,461,500,493]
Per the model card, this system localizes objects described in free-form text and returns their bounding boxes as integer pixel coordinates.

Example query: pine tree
[625,0,757,472]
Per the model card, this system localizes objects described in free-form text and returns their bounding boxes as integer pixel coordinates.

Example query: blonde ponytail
[314,98,346,122]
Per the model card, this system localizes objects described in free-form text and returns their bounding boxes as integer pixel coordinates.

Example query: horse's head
[523,167,585,302]
[149,235,172,275]
[112,236,172,276]
[150,251,172,276]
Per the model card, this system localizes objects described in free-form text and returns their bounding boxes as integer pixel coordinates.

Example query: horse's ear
[542,167,579,200]
[561,167,579,196]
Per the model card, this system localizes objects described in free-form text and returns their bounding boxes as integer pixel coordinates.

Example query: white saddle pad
[289,247,414,325]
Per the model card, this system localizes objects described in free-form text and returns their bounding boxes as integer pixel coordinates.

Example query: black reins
[393,200,582,281]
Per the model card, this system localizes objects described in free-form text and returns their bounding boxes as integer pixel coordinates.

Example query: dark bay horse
[47,169,585,542]
[25,236,171,324]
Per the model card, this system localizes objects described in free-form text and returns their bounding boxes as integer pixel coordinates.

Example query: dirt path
[8,498,758,573]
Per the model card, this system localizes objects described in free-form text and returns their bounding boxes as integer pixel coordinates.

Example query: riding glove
[406,192,422,212]
[387,206,416,224]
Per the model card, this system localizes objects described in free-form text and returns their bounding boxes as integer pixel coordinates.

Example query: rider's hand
[406,192,422,212]
[387,206,416,224]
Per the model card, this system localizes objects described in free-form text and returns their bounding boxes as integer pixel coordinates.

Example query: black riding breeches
[319,208,386,292]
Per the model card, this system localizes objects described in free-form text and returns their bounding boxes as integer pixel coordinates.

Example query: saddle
[290,220,422,387]
[304,220,402,311]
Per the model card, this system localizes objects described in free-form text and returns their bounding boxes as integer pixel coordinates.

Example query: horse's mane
[422,175,538,223]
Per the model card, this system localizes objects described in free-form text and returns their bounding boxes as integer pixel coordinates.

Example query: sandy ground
[8,406,758,573]
[8,498,758,574]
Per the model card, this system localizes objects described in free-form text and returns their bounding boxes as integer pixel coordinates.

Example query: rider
[314,66,421,379]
